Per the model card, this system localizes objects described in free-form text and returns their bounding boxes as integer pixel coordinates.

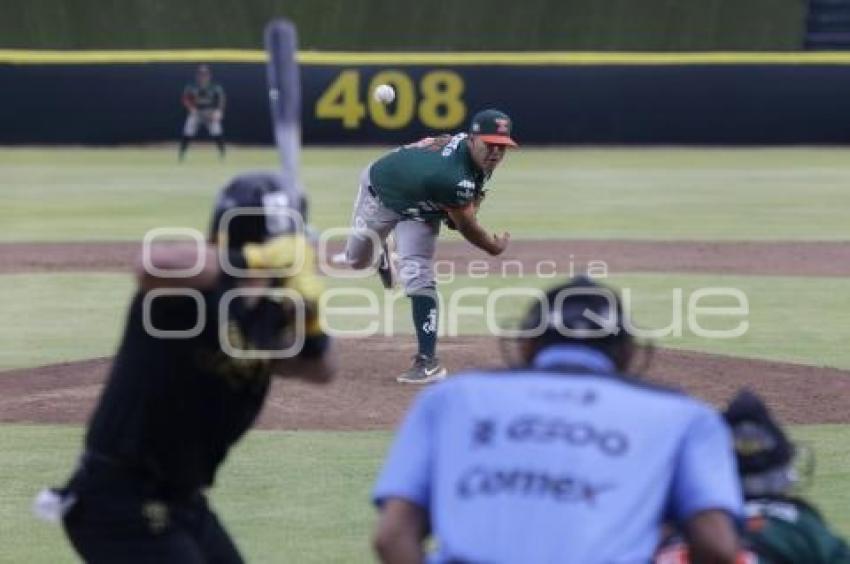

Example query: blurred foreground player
[373,276,741,564]
[179,64,227,161]
[54,172,334,562]
[658,389,850,564]
[727,390,850,563]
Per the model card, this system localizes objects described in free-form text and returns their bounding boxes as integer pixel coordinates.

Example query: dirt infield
[2,337,849,429]
[3,240,850,276]
[2,238,849,429]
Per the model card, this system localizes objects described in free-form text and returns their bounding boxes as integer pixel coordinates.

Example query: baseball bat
[264,19,303,199]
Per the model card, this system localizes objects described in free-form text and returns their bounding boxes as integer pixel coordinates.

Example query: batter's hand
[212,110,223,122]
[490,232,510,255]
[241,234,308,271]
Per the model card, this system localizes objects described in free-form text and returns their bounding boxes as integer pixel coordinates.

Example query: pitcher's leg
[394,219,446,384]
[343,167,399,269]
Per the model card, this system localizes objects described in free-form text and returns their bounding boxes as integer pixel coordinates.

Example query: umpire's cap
[209,172,306,249]
[518,276,632,357]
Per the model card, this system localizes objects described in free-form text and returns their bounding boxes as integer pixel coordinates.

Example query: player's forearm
[138,237,301,290]
[456,220,501,255]
[374,499,428,564]
[182,94,196,112]
[135,244,221,291]
[374,541,423,564]
[686,509,739,564]
[445,205,502,255]
[373,529,424,564]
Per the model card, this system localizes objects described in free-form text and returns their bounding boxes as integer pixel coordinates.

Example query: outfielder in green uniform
[179,64,227,161]
[338,109,516,383]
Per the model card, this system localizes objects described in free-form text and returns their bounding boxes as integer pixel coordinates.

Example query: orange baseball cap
[469,109,518,147]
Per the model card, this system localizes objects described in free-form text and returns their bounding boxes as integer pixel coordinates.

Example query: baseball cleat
[397,354,447,384]
[376,241,396,290]
[330,252,349,266]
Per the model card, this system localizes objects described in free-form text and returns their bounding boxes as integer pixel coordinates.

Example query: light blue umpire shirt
[373,344,743,564]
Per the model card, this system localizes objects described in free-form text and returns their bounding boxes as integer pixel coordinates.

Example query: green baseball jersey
[743,498,850,563]
[369,133,489,219]
[183,82,225,110]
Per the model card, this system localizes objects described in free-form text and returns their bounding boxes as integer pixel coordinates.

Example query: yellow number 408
[315,69,466,130]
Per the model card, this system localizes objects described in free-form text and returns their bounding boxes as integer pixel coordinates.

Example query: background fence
[2,0,804,51]
[3,51,850,145]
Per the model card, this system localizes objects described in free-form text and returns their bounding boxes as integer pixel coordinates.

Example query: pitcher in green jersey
[337,109,517,383]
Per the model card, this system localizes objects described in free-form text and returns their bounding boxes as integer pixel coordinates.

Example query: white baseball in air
[373,84,395,104]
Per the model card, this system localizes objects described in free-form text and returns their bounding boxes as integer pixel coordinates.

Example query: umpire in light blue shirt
[372,276,742,564]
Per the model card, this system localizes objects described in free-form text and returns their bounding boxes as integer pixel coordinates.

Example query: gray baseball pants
[344,166,440,294]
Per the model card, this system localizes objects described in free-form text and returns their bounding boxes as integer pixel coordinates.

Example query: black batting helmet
[209,172,306,249]
[517,276,632,359]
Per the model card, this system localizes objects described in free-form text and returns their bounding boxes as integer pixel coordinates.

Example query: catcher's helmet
[209,172,306,249]
[725,389,794,474]
[518,276,632,356]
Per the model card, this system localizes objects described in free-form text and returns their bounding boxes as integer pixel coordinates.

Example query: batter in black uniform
[56,172,335,563]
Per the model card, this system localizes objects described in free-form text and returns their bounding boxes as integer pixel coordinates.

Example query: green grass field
[3,147,850,241]
[0,425,388,563]
[2,424,849,563]
[1,147,849,562]
[4,271,850,371]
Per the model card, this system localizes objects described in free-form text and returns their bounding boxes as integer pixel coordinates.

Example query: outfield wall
[3,51,850,145]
